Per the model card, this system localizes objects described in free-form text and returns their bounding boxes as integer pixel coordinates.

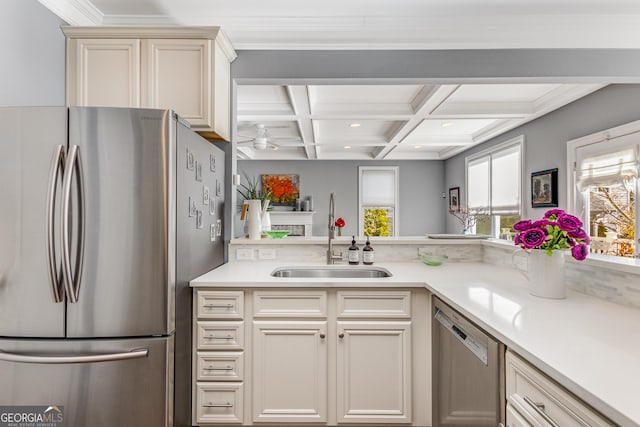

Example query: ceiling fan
[237,124,301,150]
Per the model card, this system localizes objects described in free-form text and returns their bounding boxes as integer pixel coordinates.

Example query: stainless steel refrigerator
[0,107,225,427]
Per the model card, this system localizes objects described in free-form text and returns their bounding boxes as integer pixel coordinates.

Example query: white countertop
[190,261,640,426]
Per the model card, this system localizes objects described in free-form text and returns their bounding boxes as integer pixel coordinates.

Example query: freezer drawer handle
[523,396,559,427]
[203,402,233,408]
[203,365,233,371]
[0,348,148,364]
[204,335,234,340]
[61,144,86,304]
[204,304,234,308]
[46,145,66,303]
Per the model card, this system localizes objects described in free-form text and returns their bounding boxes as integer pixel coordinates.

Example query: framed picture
[531,168,558,208]
[262,174,300,209]
[448,187,460,212]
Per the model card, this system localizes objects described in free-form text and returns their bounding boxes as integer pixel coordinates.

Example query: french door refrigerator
[0,107,225,427]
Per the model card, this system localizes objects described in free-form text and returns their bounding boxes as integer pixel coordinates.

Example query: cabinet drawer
[253,290,327,318]
[196,382,243,424]
[506,351,611,427]
[197,291,244,319]
[197,351,244,381]
[196,321,244,350]
[337,291,411,318]
[507,402,539,427]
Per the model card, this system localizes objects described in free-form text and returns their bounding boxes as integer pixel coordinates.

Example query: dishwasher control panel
[435,309,488,365]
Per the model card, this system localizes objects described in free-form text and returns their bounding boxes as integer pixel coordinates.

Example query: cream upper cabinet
[63,27,236,141]
[67,38,141,108]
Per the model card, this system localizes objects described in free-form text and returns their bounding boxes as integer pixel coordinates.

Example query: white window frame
[464,135,524,237]
[567,120,640,257]
[358,166,399,237]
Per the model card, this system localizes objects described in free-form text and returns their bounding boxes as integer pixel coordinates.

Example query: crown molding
[38,0,103,25]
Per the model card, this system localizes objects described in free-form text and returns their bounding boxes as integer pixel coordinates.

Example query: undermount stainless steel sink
[271,266,392,278]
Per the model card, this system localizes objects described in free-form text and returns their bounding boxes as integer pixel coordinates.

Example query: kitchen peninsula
[191,238,640,426]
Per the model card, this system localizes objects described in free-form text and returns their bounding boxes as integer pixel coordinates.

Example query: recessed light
[349,123,361,128]
[441,122,453,128]
[344,145,352,149]
[414,145,421,149]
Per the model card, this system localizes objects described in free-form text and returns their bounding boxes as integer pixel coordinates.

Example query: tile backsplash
[483,243,640,309]
[230,239,640,309]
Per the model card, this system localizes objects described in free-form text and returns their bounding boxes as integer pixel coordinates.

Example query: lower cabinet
[505,350,612,427]
[192,288,430,426]
[252,321,328,422]
[337,321,412,423]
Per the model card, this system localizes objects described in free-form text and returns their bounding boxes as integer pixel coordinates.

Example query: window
[568,122,639,258]
[465,136,523,238]
[358,166,398,237]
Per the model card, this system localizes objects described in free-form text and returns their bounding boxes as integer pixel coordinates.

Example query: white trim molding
[38,0,103,25]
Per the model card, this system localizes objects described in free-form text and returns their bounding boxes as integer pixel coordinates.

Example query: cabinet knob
[338,333,345,339]
[319,333,326,339]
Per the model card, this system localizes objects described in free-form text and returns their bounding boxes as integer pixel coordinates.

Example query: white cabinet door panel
[336,321,412,423]
[253,321,328,423]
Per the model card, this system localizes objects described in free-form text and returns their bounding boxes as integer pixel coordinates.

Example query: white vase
[245,199,262,240]
[513,249,566,299]
[262,210,271,231]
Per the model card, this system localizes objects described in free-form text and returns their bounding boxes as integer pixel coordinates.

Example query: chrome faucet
[327,192,342,264]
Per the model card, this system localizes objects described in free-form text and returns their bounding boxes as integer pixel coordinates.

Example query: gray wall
[444,84,640,233]
[0,0,66,106]
[237,160,445,237]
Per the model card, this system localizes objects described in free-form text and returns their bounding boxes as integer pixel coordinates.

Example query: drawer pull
[523,396,559,427]
[204,304,234,309]
[203,402,233,408]
[204,335,234,340]
[203,365,233,371]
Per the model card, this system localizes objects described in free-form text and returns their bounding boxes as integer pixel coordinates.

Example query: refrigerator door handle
[0,348,148,364]
[46,145,66,303]
[61,145,86,304]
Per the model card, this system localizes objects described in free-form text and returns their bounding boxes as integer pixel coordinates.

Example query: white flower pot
[513,249,566,299]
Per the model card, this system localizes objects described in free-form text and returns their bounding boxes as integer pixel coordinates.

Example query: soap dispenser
[348,236,360,265]
[363,236,374,265]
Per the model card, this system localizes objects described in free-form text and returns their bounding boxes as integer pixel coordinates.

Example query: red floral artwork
[261,174,300,206]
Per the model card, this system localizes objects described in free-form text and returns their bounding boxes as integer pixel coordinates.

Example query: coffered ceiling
[236,83,604,160]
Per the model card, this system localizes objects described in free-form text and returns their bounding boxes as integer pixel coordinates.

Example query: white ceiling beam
[237,103,295,115]
[286,85,317,160]
[374,85,460,159]
[313,103,415,116]
[431,101,534,117]
[237,113,298,122]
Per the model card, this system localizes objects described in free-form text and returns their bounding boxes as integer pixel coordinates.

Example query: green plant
[237,172,271,207]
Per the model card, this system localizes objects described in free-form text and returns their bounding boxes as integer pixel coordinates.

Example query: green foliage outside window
[364,208,391,236]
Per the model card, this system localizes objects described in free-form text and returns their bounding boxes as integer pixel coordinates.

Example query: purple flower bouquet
[513,209,590,261]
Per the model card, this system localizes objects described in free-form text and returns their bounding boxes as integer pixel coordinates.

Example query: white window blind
[576,133,639,191]
[466,138,522,215]
[491,145,521,214]
[361,168,396,206]
[467,156,490,211]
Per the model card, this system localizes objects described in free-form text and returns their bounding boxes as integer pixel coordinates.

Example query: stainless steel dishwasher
[432,296,506,427]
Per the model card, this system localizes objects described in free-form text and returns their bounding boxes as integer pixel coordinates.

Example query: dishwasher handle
[435,308,488,365]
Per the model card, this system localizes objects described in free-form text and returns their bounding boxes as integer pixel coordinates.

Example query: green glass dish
[262,230,291,239]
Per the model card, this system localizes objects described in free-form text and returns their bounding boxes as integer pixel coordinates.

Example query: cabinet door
[253,321,327,423]
[336,321,412,424]
[67,38,140,107]
[142,39,212,129]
